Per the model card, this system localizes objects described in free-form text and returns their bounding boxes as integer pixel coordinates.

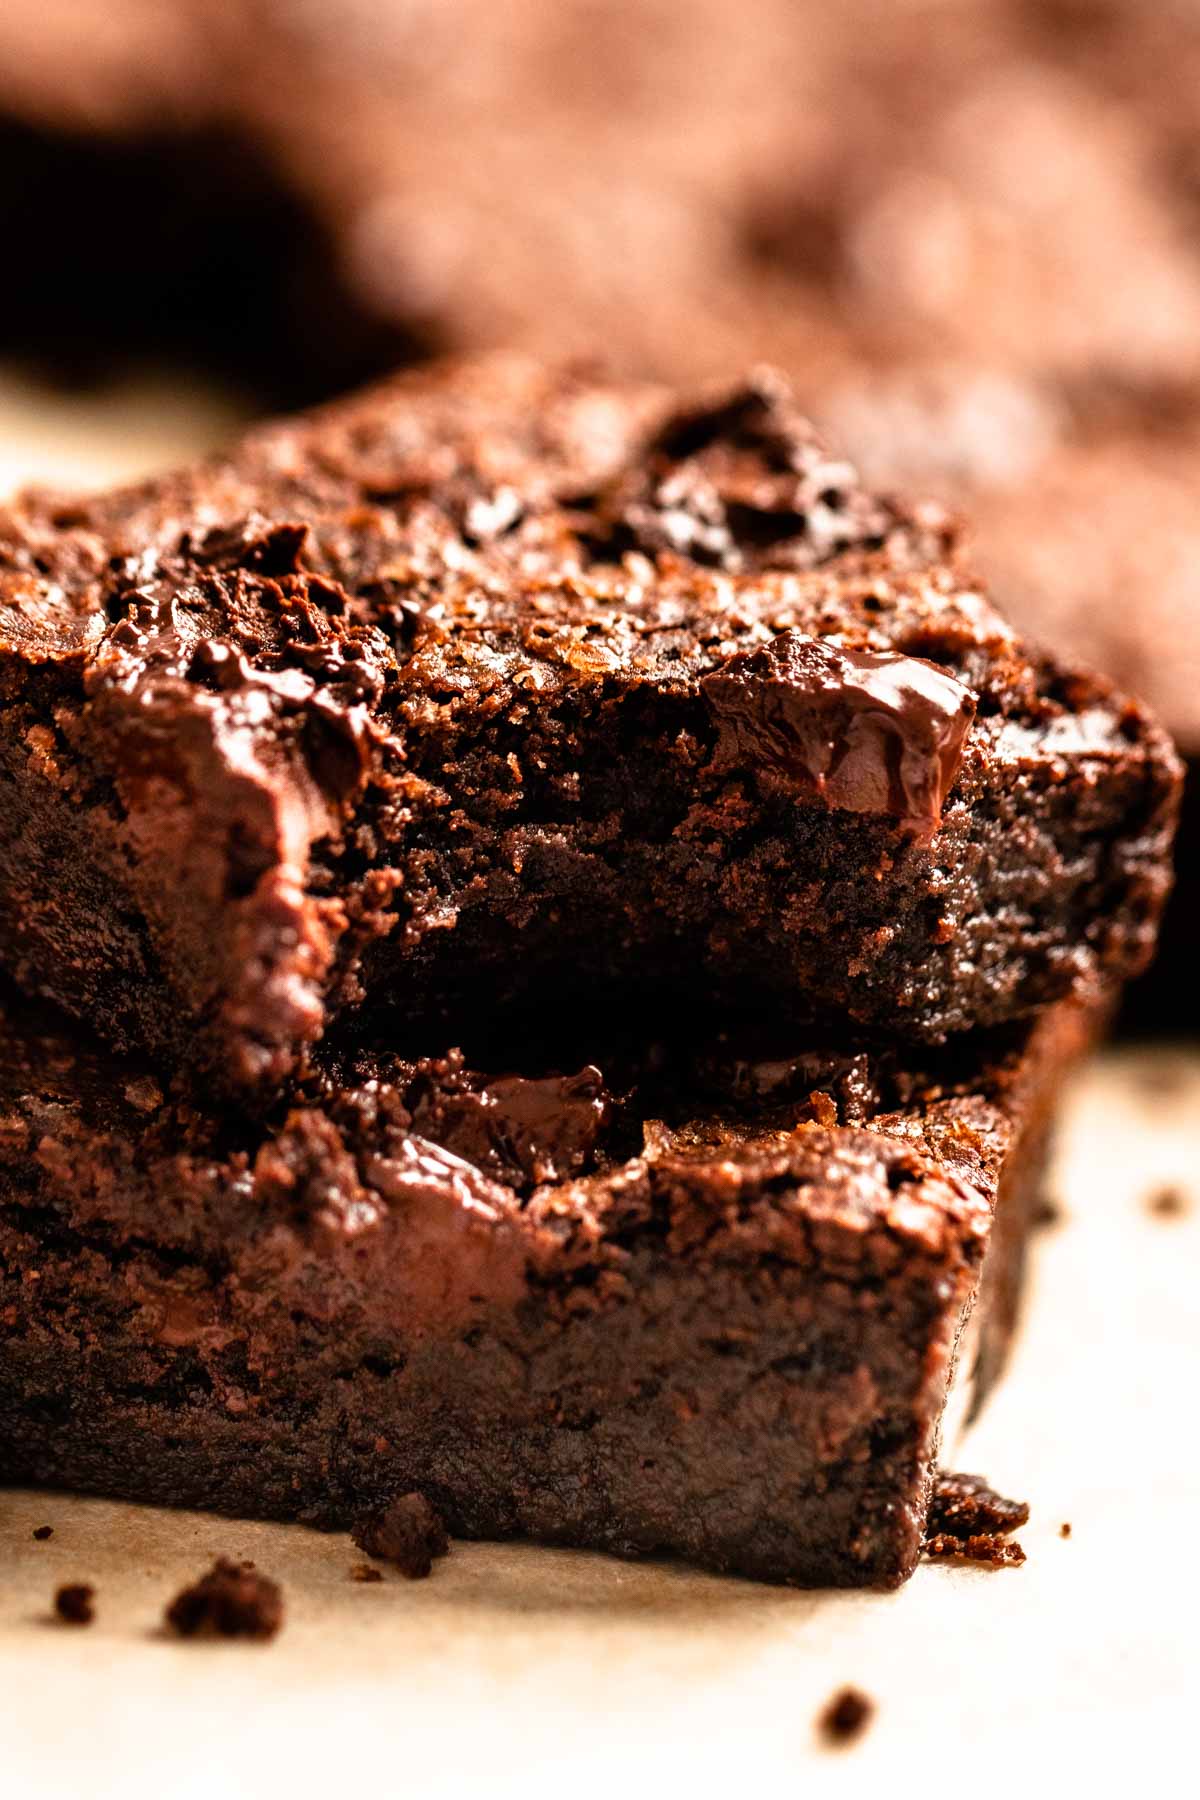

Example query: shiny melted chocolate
[701,629,976,840]
[407,1065,610,1190]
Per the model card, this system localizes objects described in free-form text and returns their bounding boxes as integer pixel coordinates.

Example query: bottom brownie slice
[0,992,1096,1587]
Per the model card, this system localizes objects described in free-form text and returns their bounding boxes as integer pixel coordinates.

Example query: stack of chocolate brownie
[0,355,1182,1584]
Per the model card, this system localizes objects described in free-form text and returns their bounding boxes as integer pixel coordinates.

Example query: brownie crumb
[924,1532,1027,1569]
[1060,1522,1073,1539]
[1033,1196,1063,1228]
[818,1687,875,1746]
[1146,1186,1187,1219]
[32,1525,53,1540]
[165,1558,283,1640]
[350,1563,385,1584]
[927,1471,1030,1538]
[54,1583,95,1624]
[352,1492,449,1579]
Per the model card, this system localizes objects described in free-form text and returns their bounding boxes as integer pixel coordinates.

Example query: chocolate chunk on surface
[0,356,1179,1098]
[165,1559,283,1640]
[700,630,975,840]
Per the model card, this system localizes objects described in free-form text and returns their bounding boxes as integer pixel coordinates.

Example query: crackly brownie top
[0,354,1143,859]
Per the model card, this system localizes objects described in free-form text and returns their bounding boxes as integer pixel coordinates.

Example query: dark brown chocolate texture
[701,632,975,840]
[0,973,1099,1588]
[0,356,1180,1100]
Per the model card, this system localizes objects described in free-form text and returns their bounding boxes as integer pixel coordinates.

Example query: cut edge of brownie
[0,357,1180,1100]
[0,981,1099,1587]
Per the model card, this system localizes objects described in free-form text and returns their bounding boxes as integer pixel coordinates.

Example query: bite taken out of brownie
[0,981,1098,1588]
[0,356,1180,1102]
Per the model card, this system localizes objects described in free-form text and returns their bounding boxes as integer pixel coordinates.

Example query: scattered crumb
[352,1492,449,1580]
[350,1563,385,1584]
[1060,1522,1072,1539]
[165,1558,283,1640]
[818,1687,875,1746]
[1146,1186,1187,1219]
[32,1525,53,1541]
[924,1532,1026,1569]
[54,1584,95,1625]
[927,1471,1029,1538]
[1033,1196,1063,1228]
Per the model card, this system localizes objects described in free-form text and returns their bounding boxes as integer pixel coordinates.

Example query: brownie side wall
[351,695,1178,1046]
[0,1178,985,1588]
[0,667,1175,1105]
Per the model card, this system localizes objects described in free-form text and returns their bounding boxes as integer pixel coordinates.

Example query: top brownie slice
[0,355,1181,1100]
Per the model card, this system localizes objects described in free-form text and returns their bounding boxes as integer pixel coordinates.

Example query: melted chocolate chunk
[408,1066,610,1191]
[701,630,976,839]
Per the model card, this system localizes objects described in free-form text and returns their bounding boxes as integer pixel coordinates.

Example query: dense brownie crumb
[818,1687,875,1745]
[0,983,1098,1589]
[32,1524,53,1540]
[1060,1522,1073,1539]
[165,1558,283,1640]
[352,1494,449,1580]
[1033,1197,1063,1228]
[924,1533,1027,1569]
[1146,1186,1188,1219]
[350,1564,384,1584]
[54,1583,94,1624]
[927,1471,1030,1538]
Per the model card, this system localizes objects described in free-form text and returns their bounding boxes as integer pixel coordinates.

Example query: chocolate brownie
[0,357,1179,1099]
[821,365,1200,1030]
[0,981,1097,1588]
